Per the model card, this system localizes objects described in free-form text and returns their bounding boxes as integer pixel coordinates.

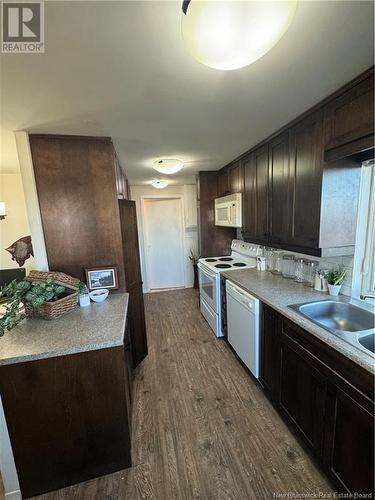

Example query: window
[352,160,375,300]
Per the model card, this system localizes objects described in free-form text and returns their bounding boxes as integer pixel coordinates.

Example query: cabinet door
[229,161,243,194]
[323,385,374,496]
[325,73,374,150]
[127,284,148,368]
[279,334,326,456]
[289,111,324,250]
[217,170,230,197]
[260,304,280,401]
[268,131,291,245]
[242,144,269,242]
[118,200,148,367]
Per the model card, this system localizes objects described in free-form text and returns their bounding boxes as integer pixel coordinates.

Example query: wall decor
[5,235,34,266]
[85,266,119,291]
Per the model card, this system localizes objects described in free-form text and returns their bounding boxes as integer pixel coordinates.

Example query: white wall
[130,184,198,292]
[0,173,35,273]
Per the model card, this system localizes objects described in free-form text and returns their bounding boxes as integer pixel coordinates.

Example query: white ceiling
[1,0,374,185]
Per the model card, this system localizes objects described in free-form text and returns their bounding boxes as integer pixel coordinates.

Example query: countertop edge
[0,339,125,367]
[0,294,129,367]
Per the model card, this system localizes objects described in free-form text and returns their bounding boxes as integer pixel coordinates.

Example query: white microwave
[215,193,242,228]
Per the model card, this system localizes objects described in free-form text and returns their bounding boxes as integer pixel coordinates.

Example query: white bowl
[89,289,109,303]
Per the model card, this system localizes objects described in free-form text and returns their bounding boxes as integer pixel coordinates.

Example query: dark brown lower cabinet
[279,335,326,457]
[323,383,374,495]
[260,305,374,496]
[0,347,132,498]
[260,304,280,401]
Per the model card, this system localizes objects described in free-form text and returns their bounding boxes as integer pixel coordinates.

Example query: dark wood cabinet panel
[323,385,374,496]
[268,131,291,245]
[325,71,374,151]
[127,283,148,368]
[118,200,148,367]
[197,171,235,257]
[217,170,230,197]
[30,135,126,289]
[289,111,324,249]
[260,305,374,496]
[259,304,280,401]
[0,348,132,498]
[243,145,269,243]
[279,335,326,456]
[229,161,243,194]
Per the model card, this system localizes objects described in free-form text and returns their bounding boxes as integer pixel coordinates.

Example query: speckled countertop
[222,269,375,374]
[0,293,129,366]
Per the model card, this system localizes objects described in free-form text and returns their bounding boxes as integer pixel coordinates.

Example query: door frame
[141,196,186,292]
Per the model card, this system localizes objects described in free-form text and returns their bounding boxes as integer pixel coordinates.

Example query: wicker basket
[24,270,79,320]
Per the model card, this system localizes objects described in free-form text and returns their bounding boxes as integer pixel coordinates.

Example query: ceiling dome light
[153,158,184,175]
[151,180,169,189]
[181,0,297,71]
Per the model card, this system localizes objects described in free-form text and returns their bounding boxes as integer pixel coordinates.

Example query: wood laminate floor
[29,289,333,500]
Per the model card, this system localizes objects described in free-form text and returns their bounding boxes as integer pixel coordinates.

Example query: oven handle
[197,262,216,279]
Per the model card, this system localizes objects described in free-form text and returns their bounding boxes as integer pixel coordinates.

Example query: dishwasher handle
[226,281,259,312]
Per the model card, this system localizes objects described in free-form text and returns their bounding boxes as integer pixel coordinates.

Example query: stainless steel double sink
[289,298,375,356]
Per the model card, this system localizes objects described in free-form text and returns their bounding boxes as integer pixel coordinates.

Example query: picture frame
[85,266,119,291]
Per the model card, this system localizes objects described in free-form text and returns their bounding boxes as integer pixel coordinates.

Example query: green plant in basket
[0,279,66,337]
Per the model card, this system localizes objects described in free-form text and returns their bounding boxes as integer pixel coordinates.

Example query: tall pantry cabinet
[29,134,148,368]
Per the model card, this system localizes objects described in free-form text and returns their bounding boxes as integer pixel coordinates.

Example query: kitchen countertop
[222,269,375,374]
[0,293,129,366]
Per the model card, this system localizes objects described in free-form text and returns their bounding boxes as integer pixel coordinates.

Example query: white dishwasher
[226,280,260,378]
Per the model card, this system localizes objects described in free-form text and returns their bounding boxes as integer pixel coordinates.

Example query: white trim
[14,131,49,271]
[141,196,186,292]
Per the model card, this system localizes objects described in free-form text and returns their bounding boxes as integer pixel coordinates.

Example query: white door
[144,198,185,290]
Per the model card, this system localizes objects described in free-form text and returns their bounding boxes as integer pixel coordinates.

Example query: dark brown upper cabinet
[289,110,324,251]
[324,70,374,160]
[268,131,291,246]
[228,161,243,194]
[242,144,269,243]
[217,169,230,197]
[197,171,236,257]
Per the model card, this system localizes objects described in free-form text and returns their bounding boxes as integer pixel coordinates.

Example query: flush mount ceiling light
[151,180,169,189]
[181,0,297,71]
[153,158,184,175]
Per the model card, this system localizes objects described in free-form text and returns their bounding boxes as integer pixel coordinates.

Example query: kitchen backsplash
[236,231,354,296]
[281,251,354,297]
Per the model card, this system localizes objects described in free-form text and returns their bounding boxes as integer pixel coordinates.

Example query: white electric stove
[198,240,259,337]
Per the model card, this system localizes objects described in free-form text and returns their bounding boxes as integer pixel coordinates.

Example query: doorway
[143,197,185,291]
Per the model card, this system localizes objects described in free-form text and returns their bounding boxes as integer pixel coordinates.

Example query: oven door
[198,263,217,312]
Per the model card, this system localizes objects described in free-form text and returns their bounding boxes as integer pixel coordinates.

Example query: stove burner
[233,262,246,267]
[219,257,234,261]
[215,264,232,269]
[205,258,217,262]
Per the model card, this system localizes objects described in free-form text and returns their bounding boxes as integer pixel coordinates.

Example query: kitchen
[0,1,374,499]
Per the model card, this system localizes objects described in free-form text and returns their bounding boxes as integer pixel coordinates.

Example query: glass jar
[304,260,319,287]
[271,251,283,275]
[264,247,274,272]
[282,254,295,279]
[294,258,305,282]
